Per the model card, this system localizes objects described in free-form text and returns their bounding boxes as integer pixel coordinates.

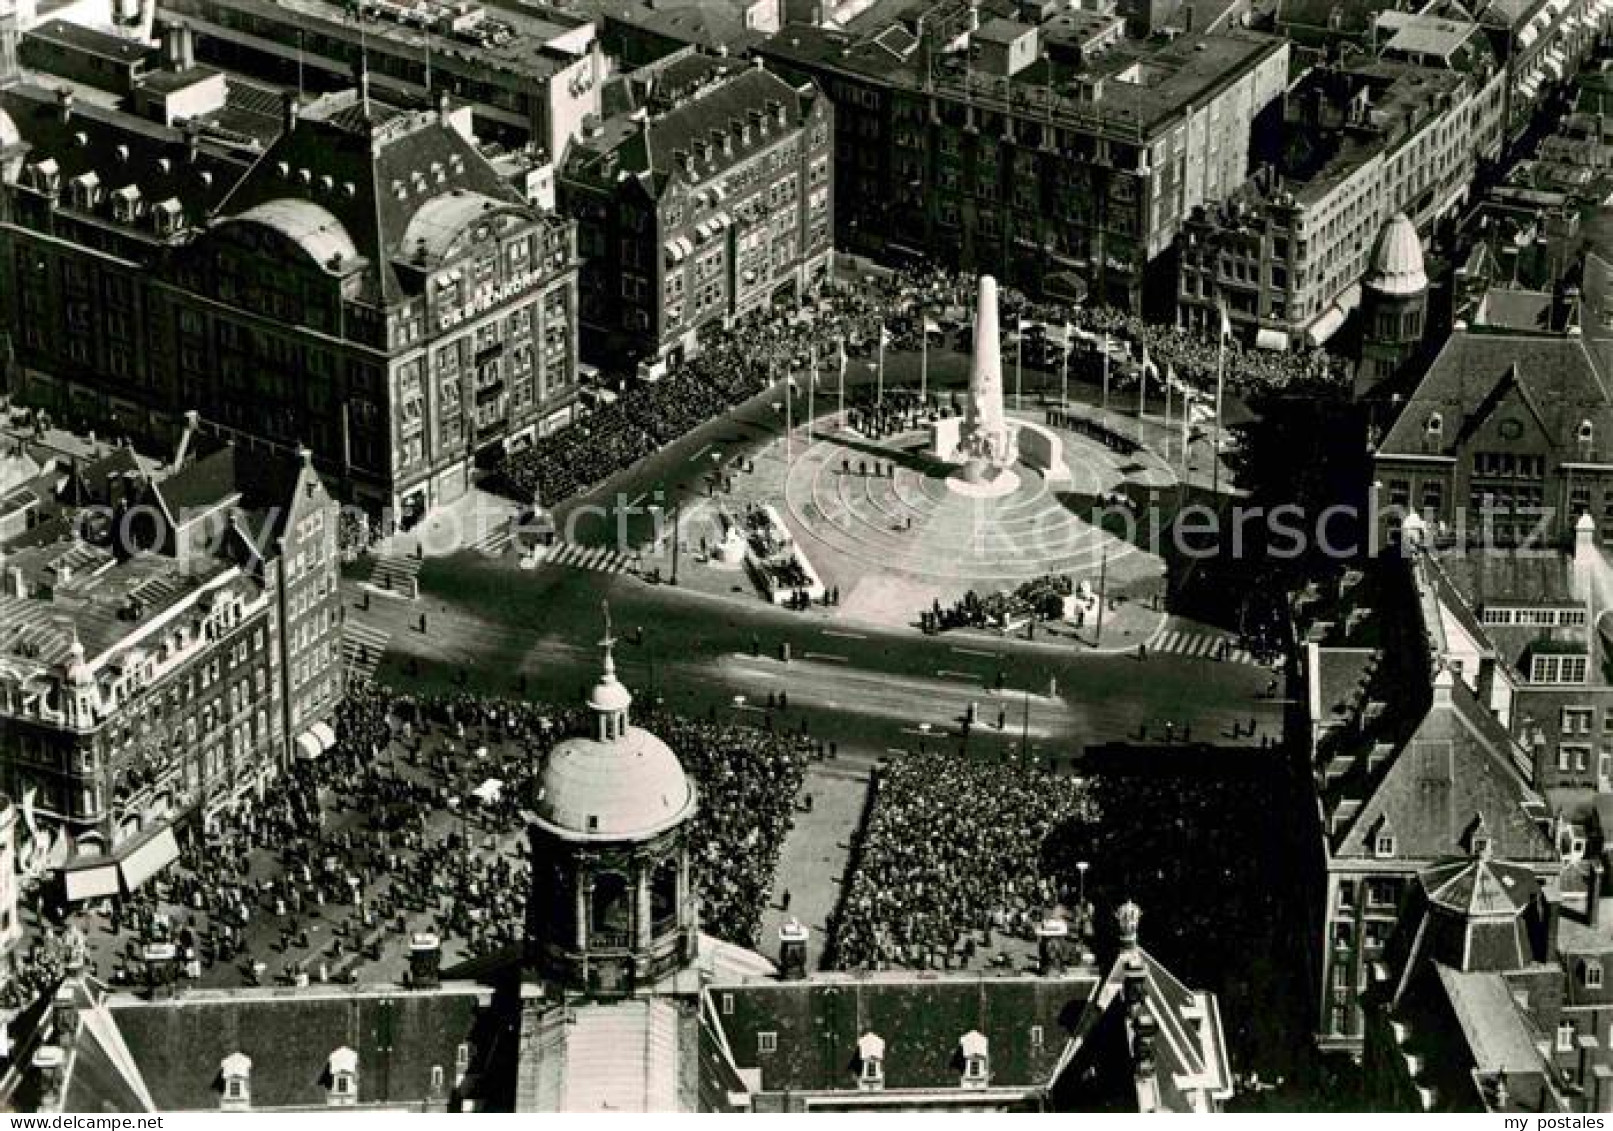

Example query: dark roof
[211,90,534,303]
[564,64,816,200]
[1335,672,1556,862]
[709,973,1090,1094]
[151,446,240,517]
[92,985,492,1111]
[25,19,152,64]
[1378,332,1613,458]
[0,83,250,239]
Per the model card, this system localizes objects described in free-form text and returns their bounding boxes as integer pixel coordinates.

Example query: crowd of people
[827,751,1096,972]
[922,574,1076,634]
[492,263,1346,514]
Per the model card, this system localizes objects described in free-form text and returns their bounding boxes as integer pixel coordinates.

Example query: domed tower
[1356,213,1429,398]
[526,609,699,994]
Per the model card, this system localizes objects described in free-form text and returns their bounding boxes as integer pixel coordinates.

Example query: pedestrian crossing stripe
[342,623,391,681]
[1152,629,1257,665]
[542,541,632,575]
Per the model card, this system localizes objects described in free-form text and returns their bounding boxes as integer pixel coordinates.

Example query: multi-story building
[7,632,1235,1114]
[0,69,582,521]
[560,53,833,367]
[1361,846,1613,1112]
[755,3,1288,310]
[1300,548,1559,1053]
[1371,245,1613,551]
[0,429,340,898]
[1176,50,1505,346]
[153,0,605,157]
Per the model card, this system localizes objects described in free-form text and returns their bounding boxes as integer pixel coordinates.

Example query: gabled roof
[1378,331,1612,458]
[212,90,530,304]
[1333,671,1555,862]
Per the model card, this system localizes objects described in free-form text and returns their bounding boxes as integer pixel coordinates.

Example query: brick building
[1176,50,1503,347]
[0,70,581,522]
[755,3,1288,310]
[560,53,833,368]
[0,431,340,897]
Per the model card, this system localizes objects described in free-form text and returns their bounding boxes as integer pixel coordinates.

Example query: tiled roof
[708,972,1092,1094]
[1334,672,1555,862]
[99,984,492,1111]
[212,90,529,303]
[1377,331,1612,458]
[565,65,814,200]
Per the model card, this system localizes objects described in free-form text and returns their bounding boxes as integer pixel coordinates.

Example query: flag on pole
[1017,318,1035,332]
[838,339,849,378]
[923,316,941,334]
[879,325,892,349]
[1141,346,1159,380]
[1218,296,1233,341]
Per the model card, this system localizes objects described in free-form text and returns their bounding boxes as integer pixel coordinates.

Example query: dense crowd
[494,264,1346,512]
[827,751,1096,971]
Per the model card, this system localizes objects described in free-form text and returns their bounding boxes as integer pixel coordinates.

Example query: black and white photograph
[0,0,1597,1115]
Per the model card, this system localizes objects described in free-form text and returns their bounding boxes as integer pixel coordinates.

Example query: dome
[587,669,633,714]
[1420,855,1540,918]
[536,726,695,838]
[1365,213,1428,297]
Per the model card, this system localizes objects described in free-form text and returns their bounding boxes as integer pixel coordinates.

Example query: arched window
[651,855,679,931]
[591,871,631,940]
[1425,412,1444,439]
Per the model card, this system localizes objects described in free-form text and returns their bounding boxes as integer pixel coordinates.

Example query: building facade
[1177,52,1503,347]
[0,79,582,521]
[560,55,833,368]
[756,4,1288,310]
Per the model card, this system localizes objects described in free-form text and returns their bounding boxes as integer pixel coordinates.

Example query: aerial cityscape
[0,0,1607,1115]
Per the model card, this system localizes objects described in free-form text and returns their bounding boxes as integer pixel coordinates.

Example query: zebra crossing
[343,622,391,682]
[538,541,635,575]
[473,520,514,556]
[1150,627,1258,665]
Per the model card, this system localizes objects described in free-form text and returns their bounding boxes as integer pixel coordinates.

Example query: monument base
[946,465,1021,499]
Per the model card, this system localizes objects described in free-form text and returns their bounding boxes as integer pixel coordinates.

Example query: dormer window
[1582,420,1597,453]
[112,184,141,224]
[326,1047,358,1107]
[1374,831,1396,858]
[856,1032,885,1091]
[219,1052,251,1111]
[959,1030,990,1088]
[69,171,100,210]
[1587,961,1605,990]
[1425,412,1444,440]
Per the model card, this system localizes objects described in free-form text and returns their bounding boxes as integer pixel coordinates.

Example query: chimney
[30,1047,65,1113]
[282,90,300,134]
[778,919,809,980]
[297,445,314,470]
[408,931,441,989]
[56,87,74,124]
[1036,918,1069,975]
[437,90,452,124]
[3,566,23,599]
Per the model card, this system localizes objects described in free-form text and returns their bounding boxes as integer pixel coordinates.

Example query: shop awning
[296,731,323,760]
[119,827,180,892]
[1307,304,1349,346]
[63,863,119,903]
[311,720,336,751]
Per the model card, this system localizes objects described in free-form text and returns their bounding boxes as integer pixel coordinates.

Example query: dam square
[5,0,1613,1116]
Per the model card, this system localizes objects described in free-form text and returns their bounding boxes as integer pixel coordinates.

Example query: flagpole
[1101,335,1110,423]
[1016,329,1023,412]
[1213,315,1226,497]
[1060,330,1069,412]
[839,338,846,428]
[784,360,792,465]
[877,328,885,407]
[921,318,929,404]
[1137,349,1147,427]
[808,341,816,444]
[1163,373,1172,464]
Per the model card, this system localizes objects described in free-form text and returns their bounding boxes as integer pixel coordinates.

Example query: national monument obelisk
[956,274,1016,483]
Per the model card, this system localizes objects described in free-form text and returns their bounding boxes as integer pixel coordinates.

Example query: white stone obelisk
[957,275,1015,483]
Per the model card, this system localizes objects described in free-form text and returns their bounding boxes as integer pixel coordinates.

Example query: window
[1564,708,1595,736]
[757,1031,778,1055]
[721,992,734,1016]
[1029,1025,1044,1050]
[1586,961,1604,989]
[1558,1021,1576,1053]
[219,1053,251,1111]
[1375,832,1395,858]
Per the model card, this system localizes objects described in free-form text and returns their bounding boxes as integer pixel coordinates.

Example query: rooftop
[756,24,1285,140]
